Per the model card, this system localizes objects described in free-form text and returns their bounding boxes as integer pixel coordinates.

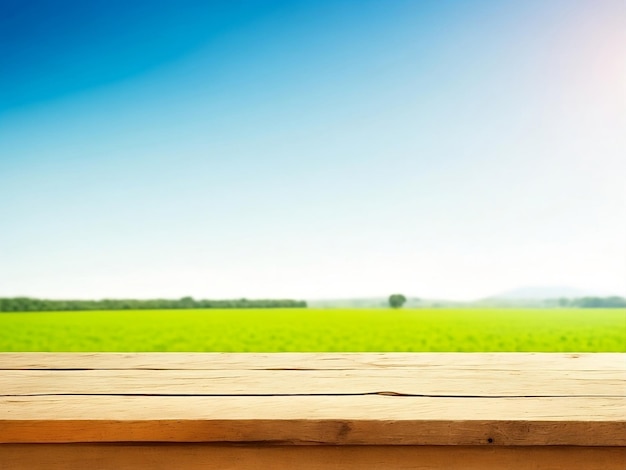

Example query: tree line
[0,297,307,312]
[386,294,626,309]
[555,296,626,308]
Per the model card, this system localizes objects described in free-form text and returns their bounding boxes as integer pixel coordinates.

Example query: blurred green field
[0,308,624,352]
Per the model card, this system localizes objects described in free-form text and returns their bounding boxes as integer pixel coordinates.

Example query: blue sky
[1,0,624,300]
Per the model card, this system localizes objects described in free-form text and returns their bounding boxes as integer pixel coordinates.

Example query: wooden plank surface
[2,368,623,396]
[4,394,625,422]
[1,353,624,446]
[2,444,625,470]
[2,352,624,371]
[2,396,625,445]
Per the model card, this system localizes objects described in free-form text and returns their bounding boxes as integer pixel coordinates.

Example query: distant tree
[388,294,407,309]
[179,296,195,308]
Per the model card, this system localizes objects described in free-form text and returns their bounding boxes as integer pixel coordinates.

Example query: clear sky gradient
[1,0,624,300]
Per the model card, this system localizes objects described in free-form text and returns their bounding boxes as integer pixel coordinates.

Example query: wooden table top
[1,353,625,446]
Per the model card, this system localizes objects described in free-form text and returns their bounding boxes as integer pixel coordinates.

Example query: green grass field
[1,308,625,352]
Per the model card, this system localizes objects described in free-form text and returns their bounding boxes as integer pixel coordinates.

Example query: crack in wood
[2,392,623,398]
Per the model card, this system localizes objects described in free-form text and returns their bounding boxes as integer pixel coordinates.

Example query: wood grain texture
[2,394,625,422]
[3,417,625,446]
[2,368,623,396]
[2,352,624,371]
[1,444,625,470]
